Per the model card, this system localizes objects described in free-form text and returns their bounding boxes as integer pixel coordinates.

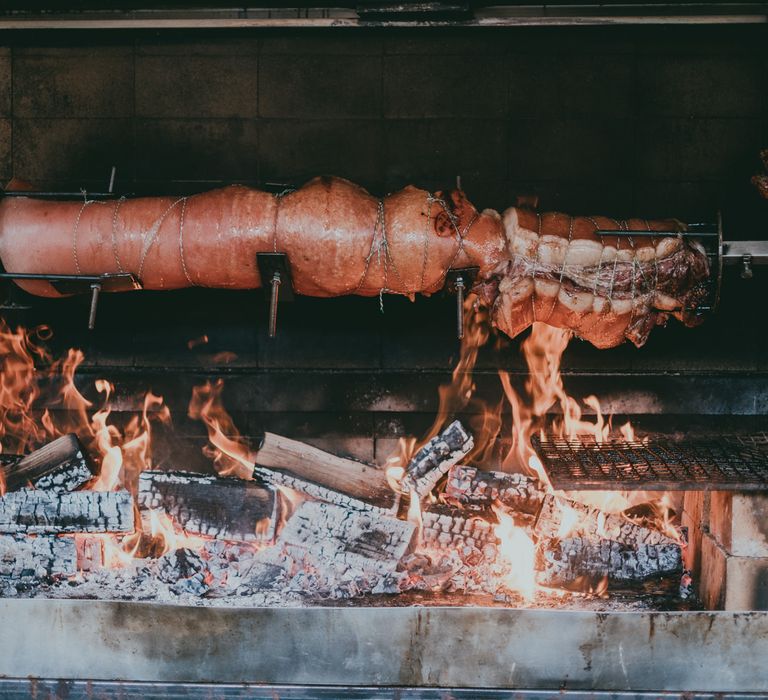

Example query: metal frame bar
[0,4,765,28]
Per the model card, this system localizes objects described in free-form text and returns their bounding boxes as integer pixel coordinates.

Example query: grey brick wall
[0,26,766,458]
[0,26,764,222]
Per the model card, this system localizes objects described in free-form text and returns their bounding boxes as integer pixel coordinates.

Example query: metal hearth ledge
[0,600,767,693]
[0,682,765,700]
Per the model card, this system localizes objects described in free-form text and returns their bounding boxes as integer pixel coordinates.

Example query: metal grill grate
[531,433,768,491]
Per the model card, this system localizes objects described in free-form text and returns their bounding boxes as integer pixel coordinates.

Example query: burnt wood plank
[0,534,77,581]
[138,470,277,542]
[0,489,134,534]
[403,420,473,498]
[534,494,677,548]
[444,465,545,515]
[254,432,396,509]
[537,537,682,585]
[2,434,93,494]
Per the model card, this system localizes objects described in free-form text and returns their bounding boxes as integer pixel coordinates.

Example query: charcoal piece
[0,489,134,534]
[0,534,76,581]
[445,465,545,515]
[156,547,206,584]
[403,420,474,498]
[2,434,93,494]
[534,494,678,548]
[138,470,277,542]
[421,504,496,552]
[537,537,683,585]
[261,500,415,577]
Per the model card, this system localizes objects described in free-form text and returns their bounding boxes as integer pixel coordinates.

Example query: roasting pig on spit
[0,176,710,348]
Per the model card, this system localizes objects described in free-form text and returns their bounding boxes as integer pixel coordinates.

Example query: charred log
[138,470,278,542]
[263,500,415,577]
[2,434,93,494]
[535,494,678,548]
[252,464,390,515]
[0,489,134,534]
[445,465,545,515]
[253,432,395,509]
[537,537,683,585]
[421,504,496,553]
[403,420,473,499]
[0,534,76,580]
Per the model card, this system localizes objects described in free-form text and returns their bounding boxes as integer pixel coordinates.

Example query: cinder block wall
[0,26,766,463]
[1,26,766,221]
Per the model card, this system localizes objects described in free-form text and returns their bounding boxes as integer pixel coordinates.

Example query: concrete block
[700,531,768,611]
[636,56,764,117]
[0,119,10,182]
[556,54,634,117]
[384,118,506,191]
[0,57,11,118]
[134,119,258,181]
[384,30,507,55]
[135,55,258,119]
[261,33,383,55]
[258,119,382,190]
[709,491,768,558]
[135,37,259,56]
[682,490,710,577]
[13,118,132,182]
[13,54,133,118]
[635,117,763,181]
[508,118,632,181]
[508,54,560,117]
[383,54,507,119]
[259,54,381,118]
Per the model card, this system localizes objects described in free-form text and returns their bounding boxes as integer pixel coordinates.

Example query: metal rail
[0,3,765,28]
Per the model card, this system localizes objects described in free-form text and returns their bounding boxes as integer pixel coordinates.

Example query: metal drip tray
[531,433,768,491]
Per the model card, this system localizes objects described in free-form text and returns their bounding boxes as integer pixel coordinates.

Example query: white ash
[0,489,134,534]
[0,534,76,581]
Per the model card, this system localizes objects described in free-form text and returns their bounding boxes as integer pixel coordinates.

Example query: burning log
[0,489,134,534]
[138,470,278,542]
[0,534,76,580]
[403,420,474,499]
[252,464,390,515]
[537,537,683,585]
[254,432,395,509]
[445,465,545,515]
[535,494,677,548]
[2,434,93,494]
[263,500,415,577]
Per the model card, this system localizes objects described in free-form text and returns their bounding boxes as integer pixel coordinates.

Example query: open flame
[398,296,683,599]
[0,304,681,598]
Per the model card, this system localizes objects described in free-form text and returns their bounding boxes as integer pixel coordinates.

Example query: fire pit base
[1,600,766,693]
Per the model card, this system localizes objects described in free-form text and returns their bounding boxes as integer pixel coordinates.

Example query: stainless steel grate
[531,433,768,491]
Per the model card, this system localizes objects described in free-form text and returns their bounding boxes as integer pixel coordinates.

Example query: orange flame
[188,379,255,480]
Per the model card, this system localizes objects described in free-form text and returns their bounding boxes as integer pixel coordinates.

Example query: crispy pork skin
[0,176,708,348]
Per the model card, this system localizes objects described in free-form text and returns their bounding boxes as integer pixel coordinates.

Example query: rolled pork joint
[484,207,710,349]
[0,175,709,349]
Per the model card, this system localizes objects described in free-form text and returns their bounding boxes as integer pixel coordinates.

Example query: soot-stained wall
[0,25,766,464]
